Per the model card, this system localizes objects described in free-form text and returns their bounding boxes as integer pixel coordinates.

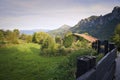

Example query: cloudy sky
[0,0,120,30]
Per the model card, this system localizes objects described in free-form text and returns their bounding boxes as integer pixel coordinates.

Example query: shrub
[55,36,62,44]
[112,24,120,51]
[96,54,104,62]
[58,46,66,55]
[38,32,58,56]
[63,34,74,48]
[53,48,96,80]
[0,30,4,42]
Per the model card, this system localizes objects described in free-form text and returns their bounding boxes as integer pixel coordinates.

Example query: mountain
[48,24,71,37]
[70,6,120,40]
[20,29,50,35]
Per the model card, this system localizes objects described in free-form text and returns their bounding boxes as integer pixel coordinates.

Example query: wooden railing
[76,40,117,80]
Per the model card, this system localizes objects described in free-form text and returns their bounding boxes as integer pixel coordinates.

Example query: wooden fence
[76,40,117,80]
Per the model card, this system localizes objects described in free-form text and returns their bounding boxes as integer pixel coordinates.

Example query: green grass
[0,43,65,80]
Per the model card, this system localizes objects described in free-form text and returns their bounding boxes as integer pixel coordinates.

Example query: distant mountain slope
[20,29,50,35]
[48,24,71,37]
[71,6,120,40]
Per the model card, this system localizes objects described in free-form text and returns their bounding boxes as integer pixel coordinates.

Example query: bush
[63,34,74,48]
[40,34,58,56]
[96,54,104,62]
[58,46,66,55]
[55,36,62,44]
[71,40,89,50]
[52,48,96,80]
[57,46,75,56]
[112,24,120,51]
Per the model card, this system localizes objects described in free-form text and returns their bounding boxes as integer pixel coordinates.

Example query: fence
[76,40,117,80]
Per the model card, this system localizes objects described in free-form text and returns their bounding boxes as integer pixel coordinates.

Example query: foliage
[32,32,50,44]
[55,36,62,44]
[63,32,74,48]
[71,40,89,50]
[32,32,37,43]
[26,35,32,43]
[54,32,90,56]
[20,33,27,40]
[113,24,120,51]
[41,36,57,56]
[5,30,19,44]
[53,48,96,80]
[32,32,57,56]
[115,24,120,34]
[57,47,74,56]
[0,30,4,42]
[96,54,104,62]
[20,33,33,43]
[0,29,20,44]
[13,29,20,38]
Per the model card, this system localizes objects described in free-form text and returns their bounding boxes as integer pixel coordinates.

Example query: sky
[0,0,120,30]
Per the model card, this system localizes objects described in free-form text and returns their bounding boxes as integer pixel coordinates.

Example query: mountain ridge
[48,24,71,37]
[70,6,120,40]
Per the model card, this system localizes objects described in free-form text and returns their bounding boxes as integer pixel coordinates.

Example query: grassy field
[0,43,65,80]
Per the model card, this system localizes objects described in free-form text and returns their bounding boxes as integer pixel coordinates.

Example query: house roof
[73,33,98,43]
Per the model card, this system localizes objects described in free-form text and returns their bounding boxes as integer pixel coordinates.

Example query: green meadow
[0,43,65,80]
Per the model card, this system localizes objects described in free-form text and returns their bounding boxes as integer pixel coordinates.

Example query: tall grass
[0,43,97,80]
[0,43,64,80]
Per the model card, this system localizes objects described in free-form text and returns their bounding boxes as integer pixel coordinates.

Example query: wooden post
[76,56,96,78]
[97,40,100,54]
[92,42,95,49]
[104,40,108,55]
[76,57,90,78]
[92,41,98,50]
[109,43,115,51]
[85,56,96,69]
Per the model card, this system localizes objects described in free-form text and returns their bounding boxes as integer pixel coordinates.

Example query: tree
[33,32,50,44]
[13,29,20,38]
[5,30,13,43]
[0,29,20,44]
[113,24,120,51]
[115,24,120,35]
[63,32,74,48]
[55,36,62,44]
[41,35,57,55]
[12,31,19,44]
[0,30,4,42]
[20,34,26,40]
[32,32,57,56]
[32,32,37,43]
[19,34,32,43]
[26,35,32,43]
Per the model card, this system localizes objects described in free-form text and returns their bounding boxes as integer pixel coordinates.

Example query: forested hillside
[70,6,120,40]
